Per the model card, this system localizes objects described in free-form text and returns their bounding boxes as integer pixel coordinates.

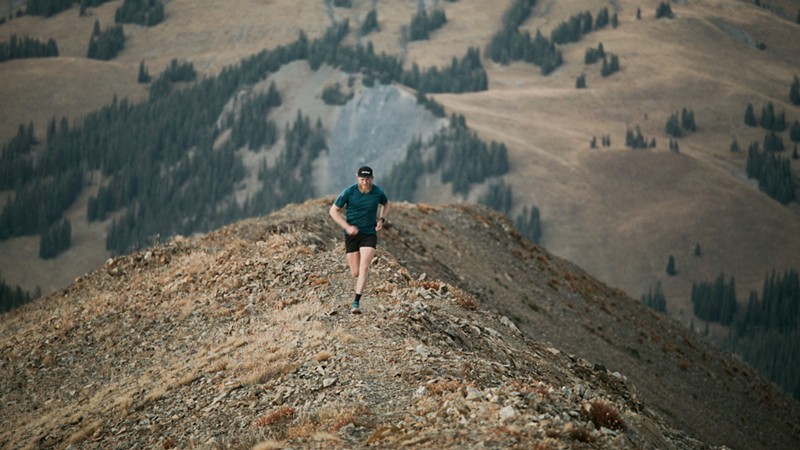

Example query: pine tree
[576,73,586,89]
[790,76,800,105]
[744,103,757,127]
[137,60,151,83]
[666,255,676,276]
[694,243,702,256]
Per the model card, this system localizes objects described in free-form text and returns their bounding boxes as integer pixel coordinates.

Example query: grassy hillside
[1,0,799,369]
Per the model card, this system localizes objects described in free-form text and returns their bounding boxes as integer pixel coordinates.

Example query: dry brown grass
[581,400,627,431]
[254,406,296,428]
[66,420,103,445]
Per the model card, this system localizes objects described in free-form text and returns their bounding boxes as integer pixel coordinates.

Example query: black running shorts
[345,233,378,253]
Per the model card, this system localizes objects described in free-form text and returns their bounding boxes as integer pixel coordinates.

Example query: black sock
[354,293,362,303]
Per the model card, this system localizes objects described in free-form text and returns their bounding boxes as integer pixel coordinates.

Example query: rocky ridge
[0,199,716,449]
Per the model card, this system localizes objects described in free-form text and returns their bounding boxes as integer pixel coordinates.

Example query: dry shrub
[582,400,627,431]
[426,379,465,396]
[315,351,333,362]
[329,413,357,432]
[417,203,436,213]
[568,425,594,443]
[243,361,298,386]
[67,420,103,445]
[254,406,295,427]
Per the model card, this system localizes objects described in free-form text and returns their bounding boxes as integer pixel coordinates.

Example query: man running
[329,166,390,313]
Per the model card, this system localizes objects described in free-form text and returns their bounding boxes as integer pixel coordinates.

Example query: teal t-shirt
[334,184,388,235]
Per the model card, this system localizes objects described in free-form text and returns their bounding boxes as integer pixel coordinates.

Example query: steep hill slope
[1,0,799,319]
[2,200,798,449]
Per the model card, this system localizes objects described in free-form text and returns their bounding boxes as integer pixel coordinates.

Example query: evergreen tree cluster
[242,111,327,218]
[726,269,800,399]
[791,76,800,105]
[0,123,36,190]
[1,21,499,255]
[746,142,796,204]
[436,116,510,196]
[584,42,605,64]
[692,273,737,325]
[360,8,379,36]
[138,60,151,83]
[625,126,655,149]
[148,59,198,99]
[333,0,352,7]
[575,73,586,89]
[415,91,445,118]
[25,0,72,17]
[115,0,165,27]
[655,2,674,19]
[668,138,680,154]
[0,276,38,314]
[87,20,125,61]
[487,0,563,75]
[590,134,611,148]
[39,218,71,259]
[641,281,667,313]
[0,169,82,240]
[479,181,513,215]
[790,120,800,144]
[80,0,116,17]
[515,205,542,244]
[550,7,616,46]
[0,34,59,63]
[408,7,446,41]
[230,82,282,150]
[321,82,353,106]
[665,108,696,138]
[384,114,510,200]
[600,54,620,77]
[402,47,487,94]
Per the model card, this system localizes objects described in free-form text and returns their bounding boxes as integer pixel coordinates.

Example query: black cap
[357,166,374,178]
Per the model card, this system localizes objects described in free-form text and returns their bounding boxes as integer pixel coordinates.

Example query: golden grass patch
[67,420,103,445]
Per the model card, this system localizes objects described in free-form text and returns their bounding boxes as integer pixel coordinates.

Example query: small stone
[323,377,337,388]
[499,405,517,421]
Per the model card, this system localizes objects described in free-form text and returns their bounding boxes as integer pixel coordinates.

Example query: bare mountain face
[1,200,798,449]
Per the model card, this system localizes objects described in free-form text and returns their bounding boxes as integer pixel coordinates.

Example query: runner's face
[357,176,373,192]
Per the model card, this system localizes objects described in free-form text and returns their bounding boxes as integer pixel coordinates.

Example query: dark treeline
[791,76,800,105]
[515,204,541,244]
[550,7,615,46]
[402,47,487,94]
[408,7,446,41]
[0,34,59,63]
[744,101,787,132]
[87,20,125,60]
[242,111,327,218]
[80,0,116,16]
[479,181,513,215]
[584,42,605,64]
[0,276,39,314]
[642,281,667,313]
[746,141,796,204]
[625,126,655,149]
[25,0,72,17]
[487,0,563,75]
[321,82,353,106]
[0,123,36,190]
[384,114,509,200]
[692,273,737,325]
[693,268,800,399]
[727,269,800,399]
[39,218,71,259]
[115,0,165,27]
[0,169,82,240]
[656,2,674,19]
[360,8,379,36]
[665,108,697,137]
[1,19,495,254]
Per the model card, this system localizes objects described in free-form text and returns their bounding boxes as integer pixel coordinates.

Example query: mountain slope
[1,199,707,449]
[2,199,798,449]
